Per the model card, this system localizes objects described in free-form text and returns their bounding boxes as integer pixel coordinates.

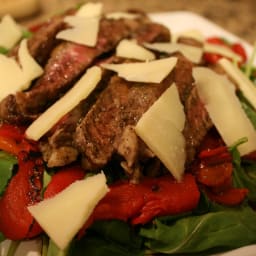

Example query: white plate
[1,11,256,256]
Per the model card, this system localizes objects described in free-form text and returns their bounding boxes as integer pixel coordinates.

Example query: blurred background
[2,0,256,44]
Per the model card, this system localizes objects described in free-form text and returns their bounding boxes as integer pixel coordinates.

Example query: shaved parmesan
[144,42,203,63]
[0,15,22,49]
[193,67,256,156]
[0,39,43,101]
[101,57,177,83]
[28,172,109,250]
[25,66,102,141]
[172,29,204,43]
[56,16,100,47]
[116,39,155,61]
[18,39,43,89]
[135,83,186,181]
[106,12,139,20]
[76,2,103,18]
[218,58,256,110]
[204,43,242,63]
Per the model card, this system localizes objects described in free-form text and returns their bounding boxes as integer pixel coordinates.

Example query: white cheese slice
[101,57,177,83]
[172,29,205,43]
[144,42,203,63]
[76,2,103,18]
[0,15,22,49]
[135,83,186,181]
[25,66,102,141]
[0,55,25,101]
[0,39,43,101]
[56,16,100,47]
[218,58,256,110]
[106,12,139,20]
[204,43,242,63]
[193,67,256,156]
[116,39,155,61]
[28,172,109,250]
[18,39,43,90]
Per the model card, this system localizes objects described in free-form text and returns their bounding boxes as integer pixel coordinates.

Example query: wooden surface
[19,0,256,44]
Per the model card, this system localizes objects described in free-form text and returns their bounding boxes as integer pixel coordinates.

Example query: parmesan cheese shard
[116,39,155,61]
[0,14,22,49]
[25,66,102,141]
[0,39,43,101]
[193,67,256,156]
[144,42,203,63]
[76,2,103,18]
[106,12,139,20]
[172,29,204,43]
[56,16,100,47]
[135,83,186,181]
[18,39,44,89]
[204,43,242,63]
[28,172,109,250]
[101,57,177,83]
[218,58,256,111]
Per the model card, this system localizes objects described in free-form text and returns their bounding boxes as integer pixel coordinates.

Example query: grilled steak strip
[39,70,113,167]
[75,73,173,171]
[183,87,213,164]
[75,54,213,178]
[39,21,170,168]
[8,14,68,66]
[0,17,144,124]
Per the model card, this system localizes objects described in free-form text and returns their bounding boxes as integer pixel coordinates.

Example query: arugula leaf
[46,239,70,256]
[228,143,256,201]
[0,232,5,243]
[0,46,8,55]
[0,151,17,196]
[70,220,144,256]
[140,206,256,254]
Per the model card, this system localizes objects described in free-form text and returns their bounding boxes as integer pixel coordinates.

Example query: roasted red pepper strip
[0,151,44,240]
[196,162,233,187]
[44,165,85,199]
[0,124,37,155]
[203,36,247,65]
[206,187,249,206]
[91,174,200,225]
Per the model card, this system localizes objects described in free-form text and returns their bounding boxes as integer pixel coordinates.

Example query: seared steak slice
[0,18,136,123]
[183,87,213,164]
[39,20,171,168]
[9,15,66,66]
[39,70,113,167]
[75,70,174,171]
[17,18,133,115]
[76,55,212,177]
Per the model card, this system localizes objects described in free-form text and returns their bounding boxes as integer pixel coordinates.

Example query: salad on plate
[0,2,256,256]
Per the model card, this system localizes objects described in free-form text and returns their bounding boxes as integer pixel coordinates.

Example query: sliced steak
[0,17,140,124]
[39,20,171,168]
[75,67,176,171]
[8,15,67,66]
[183,87,213,164]
[39,70,113,167]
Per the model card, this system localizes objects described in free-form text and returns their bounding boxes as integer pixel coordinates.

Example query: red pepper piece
[199,146,232,165]
[93,174,200,225]
[0,124,37,155]
[203,37,227,64]
[206,187,248,206]
[131,174,200,225]
[0,151,44,240]
[44,165,85,199]
[196,162,233,187]
[203,36,247,65]
[231,43,247,63]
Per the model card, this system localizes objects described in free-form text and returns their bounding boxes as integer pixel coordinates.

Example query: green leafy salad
[1,2,256,256]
